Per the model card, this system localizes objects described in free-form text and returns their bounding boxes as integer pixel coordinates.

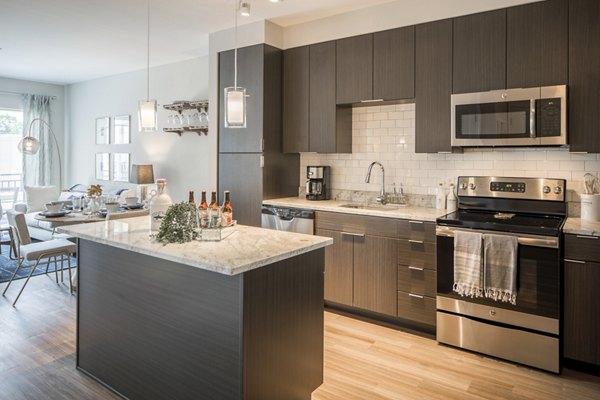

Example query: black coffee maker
[306,166,330,200]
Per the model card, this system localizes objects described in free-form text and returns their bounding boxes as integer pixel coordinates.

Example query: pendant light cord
[146,0,150,100]
[234,0,238,90]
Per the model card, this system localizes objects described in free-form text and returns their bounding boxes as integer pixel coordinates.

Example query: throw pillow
[24,185,58,213]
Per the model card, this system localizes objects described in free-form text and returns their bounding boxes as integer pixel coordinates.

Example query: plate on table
[39,210,71,218]
[121,203,144,210]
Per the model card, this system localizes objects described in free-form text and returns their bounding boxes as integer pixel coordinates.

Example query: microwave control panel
[537,98,562,137]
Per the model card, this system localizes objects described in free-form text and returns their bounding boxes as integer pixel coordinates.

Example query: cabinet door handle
[408,239,424,244]
[564,259,586,264]
[341,232,365,238]
[408,266,424,271]
[408,293,424,299]
[409,220,423,225]
[576,235,598,240]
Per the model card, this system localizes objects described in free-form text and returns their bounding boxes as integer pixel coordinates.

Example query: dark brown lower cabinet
[316,228,354,306]
[317,211,436,326]
[353,235,398,317]
[564,234,600,366]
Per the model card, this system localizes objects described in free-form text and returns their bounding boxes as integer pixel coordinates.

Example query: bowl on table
[105,202,121,213]
[45,202,63,213]
[125,197,139,206]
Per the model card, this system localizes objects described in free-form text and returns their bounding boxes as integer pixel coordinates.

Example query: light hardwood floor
[1,274,599,400]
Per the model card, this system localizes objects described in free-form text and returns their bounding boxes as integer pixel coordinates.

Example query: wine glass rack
[163,100,209,136]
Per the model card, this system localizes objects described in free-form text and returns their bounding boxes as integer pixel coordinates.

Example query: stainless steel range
[436,176,566,373]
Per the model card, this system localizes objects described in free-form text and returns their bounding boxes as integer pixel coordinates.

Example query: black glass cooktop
[437,210,565,236]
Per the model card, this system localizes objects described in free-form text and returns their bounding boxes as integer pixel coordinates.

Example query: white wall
[66,57,209,203]
[301,104,600,216]
[0,77,66,188]
[283,0,538,48]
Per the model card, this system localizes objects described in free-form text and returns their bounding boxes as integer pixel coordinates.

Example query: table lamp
[129,164,154,202]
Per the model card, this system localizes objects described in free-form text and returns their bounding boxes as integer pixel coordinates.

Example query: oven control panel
[490,181,526,193]
[457,176,566,201]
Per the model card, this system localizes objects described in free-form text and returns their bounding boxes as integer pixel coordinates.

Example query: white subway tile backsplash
[300,105,599,215]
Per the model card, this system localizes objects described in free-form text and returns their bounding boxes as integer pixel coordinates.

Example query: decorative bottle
[436,183,446,210]
[447,183,458,213]
[209,191,220,228]
[221,191,233,226]
[149,179,173,235]
[198,191,209,228]
[188,191,195,205]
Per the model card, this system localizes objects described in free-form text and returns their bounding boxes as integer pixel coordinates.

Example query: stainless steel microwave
[451,85,567,147]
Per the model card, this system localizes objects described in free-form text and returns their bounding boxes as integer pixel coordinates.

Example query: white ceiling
[0,0,536,85]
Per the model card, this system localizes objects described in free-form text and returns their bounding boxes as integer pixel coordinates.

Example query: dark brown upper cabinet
[219,44,266,153]
[507,0,568,89]
[453,9,506,94]
[310,42,352,153]
[283,46,309,153]
[282,42,352,153]
[415,19,453,153]
[373,26,415,100]
[569,0,600,153]
[336,34,373,104]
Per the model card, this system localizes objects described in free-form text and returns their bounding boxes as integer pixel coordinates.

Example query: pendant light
[224,1,247,128]
[138,0,157,132]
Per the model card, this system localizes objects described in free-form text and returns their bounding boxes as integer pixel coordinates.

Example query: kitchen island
[59,217,332,400]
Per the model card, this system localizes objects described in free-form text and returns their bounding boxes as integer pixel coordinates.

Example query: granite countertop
[262,197,446,222]
[563,218,600,237]
[58,216,332,276]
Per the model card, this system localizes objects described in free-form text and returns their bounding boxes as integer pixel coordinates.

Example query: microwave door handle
[530,99,536,138]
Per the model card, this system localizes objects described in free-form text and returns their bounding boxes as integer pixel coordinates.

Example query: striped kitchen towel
[453,230,484,298]
[483,233,518,305]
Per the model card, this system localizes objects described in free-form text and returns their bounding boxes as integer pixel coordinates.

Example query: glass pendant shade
[224,87,246,128]
[18,136,40,155]
[138,99,157,132]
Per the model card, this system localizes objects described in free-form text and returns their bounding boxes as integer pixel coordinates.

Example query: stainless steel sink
[338,203,402,211]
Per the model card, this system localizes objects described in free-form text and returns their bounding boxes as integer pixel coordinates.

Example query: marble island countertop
[564,218,600,237]
[58,216,332,275]
[263,197,446,222]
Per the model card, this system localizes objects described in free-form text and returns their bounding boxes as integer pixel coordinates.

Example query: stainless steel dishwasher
[261,205,314,235]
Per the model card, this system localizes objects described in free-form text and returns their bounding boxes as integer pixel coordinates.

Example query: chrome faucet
[365,161,386,204]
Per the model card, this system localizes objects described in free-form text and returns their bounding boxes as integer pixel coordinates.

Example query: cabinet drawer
[397,220,435,242]
[315,211,397,238]
[397,266,436,297]
[398,240,436,270]
[565,234,600,262]
[397,291,436,326]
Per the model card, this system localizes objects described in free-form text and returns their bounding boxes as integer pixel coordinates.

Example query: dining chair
[0,201,17,259]
[4,210,76,306]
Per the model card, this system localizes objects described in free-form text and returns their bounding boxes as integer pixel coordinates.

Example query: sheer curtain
[22,94,55,188]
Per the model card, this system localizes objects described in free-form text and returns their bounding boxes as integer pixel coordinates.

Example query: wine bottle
[188,191,195,205]
[209,191,220,228]
[199,191,208,228]
[221,191,233,226]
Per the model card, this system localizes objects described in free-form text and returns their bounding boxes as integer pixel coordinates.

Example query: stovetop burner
[437,209,565,236]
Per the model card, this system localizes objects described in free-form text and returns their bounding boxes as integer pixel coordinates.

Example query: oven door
[436,226,560,334]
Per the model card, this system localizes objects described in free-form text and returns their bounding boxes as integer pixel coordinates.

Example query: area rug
[0,244,77,283]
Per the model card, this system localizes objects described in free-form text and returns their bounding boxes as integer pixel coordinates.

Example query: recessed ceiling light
[270,0,283,3]
[240,2,251,17]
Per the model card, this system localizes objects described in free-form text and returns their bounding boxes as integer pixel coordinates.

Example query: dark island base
[77,239,324,400]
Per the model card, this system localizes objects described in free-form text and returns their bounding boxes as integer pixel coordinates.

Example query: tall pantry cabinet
[218,44,299,226]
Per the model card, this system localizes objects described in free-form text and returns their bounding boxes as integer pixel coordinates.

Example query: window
[0,108,23,209]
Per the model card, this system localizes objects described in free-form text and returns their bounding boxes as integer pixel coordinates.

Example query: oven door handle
[436,226,559,249]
